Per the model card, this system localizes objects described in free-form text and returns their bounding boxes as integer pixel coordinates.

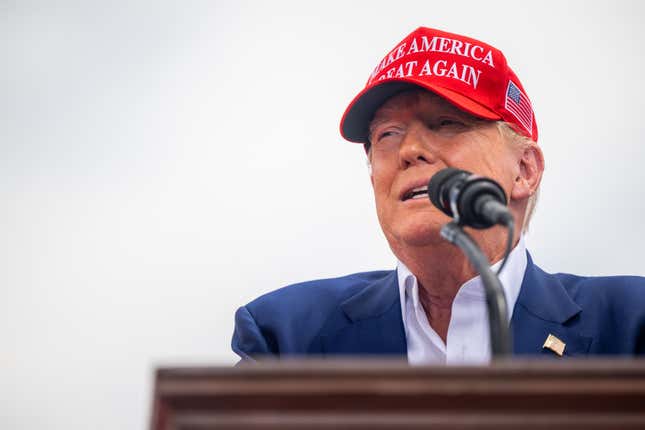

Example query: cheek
[483,152,520,200]
[454,139,515,178]
[370,160,396,194]
[370,173,397,220]
[372,177,391,207]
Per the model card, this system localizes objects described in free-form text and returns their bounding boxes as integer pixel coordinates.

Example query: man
[232,27,645,363]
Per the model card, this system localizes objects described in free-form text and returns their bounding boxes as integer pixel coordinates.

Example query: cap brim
[340,78,502,144]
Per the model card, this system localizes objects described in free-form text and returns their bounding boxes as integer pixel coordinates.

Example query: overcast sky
[3,1,645,429]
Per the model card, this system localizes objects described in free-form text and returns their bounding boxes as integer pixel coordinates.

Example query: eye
[437,118,466,128]
[377,130,397,141]
[371,126,403,145]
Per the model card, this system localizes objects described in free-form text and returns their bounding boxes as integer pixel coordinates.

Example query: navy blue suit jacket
[232,254,645,359]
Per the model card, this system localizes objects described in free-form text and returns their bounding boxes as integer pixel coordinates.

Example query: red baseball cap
[340,27,538,144]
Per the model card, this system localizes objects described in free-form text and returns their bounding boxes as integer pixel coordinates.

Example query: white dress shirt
[397,237,527,365]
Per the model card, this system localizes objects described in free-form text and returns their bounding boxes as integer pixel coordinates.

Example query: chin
[387,218,446,248]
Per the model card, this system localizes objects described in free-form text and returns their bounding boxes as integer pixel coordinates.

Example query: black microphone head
[428,167,509,229]
[458,177,507,228]
[428,168,470,216]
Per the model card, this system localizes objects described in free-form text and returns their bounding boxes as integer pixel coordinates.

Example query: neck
[397,225,511,297]
[393,224,519,342]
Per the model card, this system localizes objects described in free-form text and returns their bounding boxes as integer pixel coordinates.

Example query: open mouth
[402,185,429,201]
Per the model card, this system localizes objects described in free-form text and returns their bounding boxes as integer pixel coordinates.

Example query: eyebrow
[368,117,395,138]
[368,107,491,142]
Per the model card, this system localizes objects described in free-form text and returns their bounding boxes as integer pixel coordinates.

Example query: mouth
[402,185,429,201]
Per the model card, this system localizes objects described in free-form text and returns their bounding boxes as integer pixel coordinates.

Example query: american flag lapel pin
[542,334,566,357]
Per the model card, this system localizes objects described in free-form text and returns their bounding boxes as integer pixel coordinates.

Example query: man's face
[368,89,523,249]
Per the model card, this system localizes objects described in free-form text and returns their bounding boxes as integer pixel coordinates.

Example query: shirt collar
[397,236,528,323]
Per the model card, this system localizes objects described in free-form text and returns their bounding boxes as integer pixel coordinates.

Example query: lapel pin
[543,334,566,356]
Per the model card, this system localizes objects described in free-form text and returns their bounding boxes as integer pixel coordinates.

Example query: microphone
[430,168,515,356]
[428,168,513,229]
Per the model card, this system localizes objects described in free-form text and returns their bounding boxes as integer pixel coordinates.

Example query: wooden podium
[151,359,645,429]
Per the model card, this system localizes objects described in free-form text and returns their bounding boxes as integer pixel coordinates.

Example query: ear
[510,143,544,201]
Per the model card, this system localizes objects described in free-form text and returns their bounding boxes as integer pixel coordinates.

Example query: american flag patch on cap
[505,81,533,134]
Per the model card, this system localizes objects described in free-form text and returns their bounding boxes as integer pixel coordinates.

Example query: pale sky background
[2,1,645,429]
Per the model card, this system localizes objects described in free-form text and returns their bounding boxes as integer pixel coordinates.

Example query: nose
[398,122,438,169]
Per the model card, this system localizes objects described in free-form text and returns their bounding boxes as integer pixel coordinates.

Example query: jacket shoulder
[234,270,395,356]
[548,270,645,353]
[248,270,393,311]
[552,271,645,305]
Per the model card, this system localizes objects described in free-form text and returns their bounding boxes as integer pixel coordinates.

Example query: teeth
[404,185,429,201]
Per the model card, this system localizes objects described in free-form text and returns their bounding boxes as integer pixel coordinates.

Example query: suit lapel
[321,270,407,356]
[319,254,593,358]
[512,253,592,357]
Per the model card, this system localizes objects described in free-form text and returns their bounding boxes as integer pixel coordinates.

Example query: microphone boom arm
[440,221,512,357]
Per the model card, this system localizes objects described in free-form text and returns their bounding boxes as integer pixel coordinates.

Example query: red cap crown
[340,27,537,143]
